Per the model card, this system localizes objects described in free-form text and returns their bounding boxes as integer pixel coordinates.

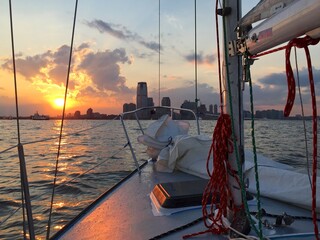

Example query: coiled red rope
[284,35,319,239]
[284,36,319,116]
[183,114,238,238]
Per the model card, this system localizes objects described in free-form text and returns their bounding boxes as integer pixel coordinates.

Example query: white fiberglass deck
[54,161,319,240]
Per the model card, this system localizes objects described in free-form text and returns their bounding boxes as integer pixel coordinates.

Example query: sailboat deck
[54,161,318,240]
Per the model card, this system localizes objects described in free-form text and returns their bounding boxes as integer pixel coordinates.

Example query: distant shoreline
[0,115,119,120]
[0,115,317,121]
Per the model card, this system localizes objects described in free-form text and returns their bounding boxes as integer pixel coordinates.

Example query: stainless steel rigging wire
[46,0,79,239]
[158,0,161,106]
[194,0,199,112]
[8,0,36,239]
[294,47,312,188]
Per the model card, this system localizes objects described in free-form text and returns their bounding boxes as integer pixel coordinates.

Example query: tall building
[123,103,136,112]
[214,104,218,115]
[147,97,154,107]
[155,97,171,118]
[136,82,148,109]
[161,97,171,107]
[209,104,213,114]
[123,103,136,119]
[198,104,207,118]
[87,108,93,118]
[74,110,81,118]
[180,100,197,119]
[136,82,154,119]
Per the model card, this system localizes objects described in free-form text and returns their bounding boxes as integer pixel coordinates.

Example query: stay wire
[158,0,161,106]
[221,0,261,237]
[245,53,263,238]
[293,47,312,188]
[215,0,223,113]
[9,0,20,143]
[194,0,199,110]
[9,0,28,238]
[46,0,79,239]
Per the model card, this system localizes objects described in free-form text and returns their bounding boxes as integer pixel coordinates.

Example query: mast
[221,0,246,225]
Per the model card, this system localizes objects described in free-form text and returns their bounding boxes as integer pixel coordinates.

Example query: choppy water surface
[0,119,318,239]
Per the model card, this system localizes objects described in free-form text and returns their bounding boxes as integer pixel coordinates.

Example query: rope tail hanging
[202,113,236,234]
[182,0,236,237]
[199,0,237,234]
[284,35,319,239]
[183,114,236,239]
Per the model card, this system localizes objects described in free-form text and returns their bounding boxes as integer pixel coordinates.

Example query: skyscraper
[161,97,171,107]
[136,82,148,109]
[214,104,218,115]
[136,82,154,119]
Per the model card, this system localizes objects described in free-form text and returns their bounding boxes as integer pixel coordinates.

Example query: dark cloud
[1,46,70,85]
[77,42,90,50]
[49,65,68,85]
[150,82,220,109]
[86,20,127,39]
[77,86,108,98]
[244,67,320,111]
[2,45,78,87]
[0,95,38,116]
[2,53,49,79]
[86,19,162,52]
[184,51,215,65]
[152,66,320,116]
[259,67,320,88]
[45,45,71,85]
[78,48,133,93]
[244,83,286,108]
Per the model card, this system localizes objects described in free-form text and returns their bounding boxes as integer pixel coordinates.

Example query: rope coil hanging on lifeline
[183,0,243,237]
[284,35,319,239]
[183,114,240,239]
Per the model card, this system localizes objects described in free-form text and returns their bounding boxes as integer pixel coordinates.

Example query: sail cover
[156,136,320,212]
[239,0,296,27]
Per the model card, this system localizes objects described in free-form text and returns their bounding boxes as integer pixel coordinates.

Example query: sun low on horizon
[51,97,79,111]
[53,98,65,109]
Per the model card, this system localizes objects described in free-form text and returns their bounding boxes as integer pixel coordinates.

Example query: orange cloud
[1,43,136,115]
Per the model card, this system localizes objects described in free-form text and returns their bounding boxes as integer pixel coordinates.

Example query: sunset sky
[0,0,319,117]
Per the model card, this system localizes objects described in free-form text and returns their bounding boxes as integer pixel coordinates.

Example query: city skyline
[0,79,312,120]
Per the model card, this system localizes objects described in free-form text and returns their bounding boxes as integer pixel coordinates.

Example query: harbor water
[0,119,318,239]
